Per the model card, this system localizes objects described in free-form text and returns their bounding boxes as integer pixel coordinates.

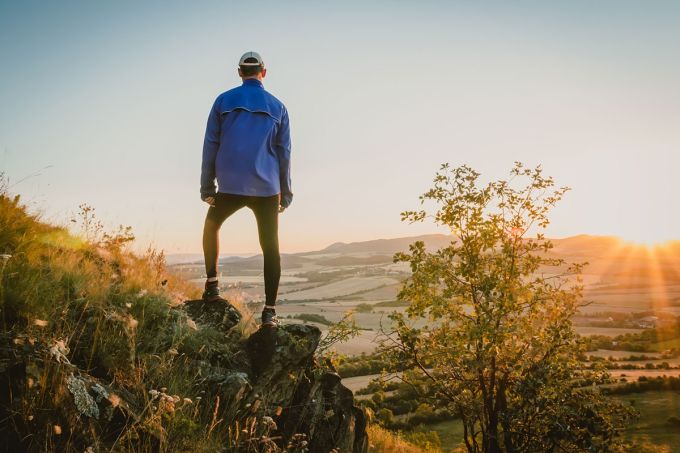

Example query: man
[200,51,292,327]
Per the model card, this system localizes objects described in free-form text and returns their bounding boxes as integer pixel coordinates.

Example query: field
[279,276,400,301]
[167,234,680,450]
[617,391,680,450]
[411,392,680,451]
[168,234,680,357]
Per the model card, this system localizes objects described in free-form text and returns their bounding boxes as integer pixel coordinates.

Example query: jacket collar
[242,78,264,88]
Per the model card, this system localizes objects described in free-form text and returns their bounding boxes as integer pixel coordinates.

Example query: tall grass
[0,185,265,451]
[367,424,440,452]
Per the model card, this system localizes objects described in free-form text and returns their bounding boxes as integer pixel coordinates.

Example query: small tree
[379,163,633,452]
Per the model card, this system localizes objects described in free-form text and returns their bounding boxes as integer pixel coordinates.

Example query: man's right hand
[203,196,216,207]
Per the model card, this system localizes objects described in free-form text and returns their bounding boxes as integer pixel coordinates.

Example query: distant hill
[316,234,456,254]
[550,234,624,257]
[167,235,680,282]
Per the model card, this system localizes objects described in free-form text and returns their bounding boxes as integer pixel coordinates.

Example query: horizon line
[163,232,680,257]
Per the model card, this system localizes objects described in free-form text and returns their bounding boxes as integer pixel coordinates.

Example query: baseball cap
[239,51,264,67]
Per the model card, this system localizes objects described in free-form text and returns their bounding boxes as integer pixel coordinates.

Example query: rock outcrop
[0,298,368,452]
[245,323,368,452]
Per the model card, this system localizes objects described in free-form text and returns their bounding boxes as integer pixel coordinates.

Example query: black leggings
[203,192,280,306]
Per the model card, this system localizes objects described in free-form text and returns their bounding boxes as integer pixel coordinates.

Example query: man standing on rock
[200,51,292,327]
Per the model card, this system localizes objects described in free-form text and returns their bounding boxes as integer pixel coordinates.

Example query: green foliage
[293,312,333,325]
[338,351,391,378]
[606,375,680,395]
[315,311,360,360]
[355,303,374,313]
[379,163,634,452]
[403,429,442,452]
[376,408,395,426]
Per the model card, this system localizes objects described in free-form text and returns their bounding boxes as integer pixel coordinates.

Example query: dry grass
[0,189,270,451]
[367,423,438,453]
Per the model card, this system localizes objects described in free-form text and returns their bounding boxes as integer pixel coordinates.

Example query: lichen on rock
[67,374,100,419]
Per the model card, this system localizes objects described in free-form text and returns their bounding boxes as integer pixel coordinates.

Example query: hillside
[0,193,373,452]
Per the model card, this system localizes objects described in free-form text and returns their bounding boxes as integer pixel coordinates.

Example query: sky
[1,1,679,254]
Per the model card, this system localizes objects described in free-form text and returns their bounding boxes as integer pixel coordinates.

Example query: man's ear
[261,68,267,78]
[237,67,243,77]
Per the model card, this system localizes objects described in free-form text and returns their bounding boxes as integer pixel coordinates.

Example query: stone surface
[183,298,242,332]
[245,323,368,452]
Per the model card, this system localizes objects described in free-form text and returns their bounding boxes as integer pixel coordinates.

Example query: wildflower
[49,339,70,364]
[126,316,138,330]
[149,389,160,399]
[33,319,48,327]
[183,398,193,405]
[137,289,148,298]
[0,254,11,261]
[125,302,132,309]
[109,393,121,407]
[53,425,62,435]
[168,348,178,356]
[186,319,198,330]
[27,415,34,421]
[261,416,277,431]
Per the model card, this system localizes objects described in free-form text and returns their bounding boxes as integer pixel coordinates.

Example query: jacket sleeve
[200,98,221,200]
[276,106,293,208]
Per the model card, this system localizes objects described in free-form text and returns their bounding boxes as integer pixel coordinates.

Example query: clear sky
[1,1,678,254]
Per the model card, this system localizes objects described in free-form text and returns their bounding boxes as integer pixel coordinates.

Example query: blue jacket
[201,79,293,208]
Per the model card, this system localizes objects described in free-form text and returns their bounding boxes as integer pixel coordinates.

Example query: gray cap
[239,51,264,67]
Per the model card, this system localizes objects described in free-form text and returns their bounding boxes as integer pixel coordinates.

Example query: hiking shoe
[261,307,280,327]
[202,282,222,302]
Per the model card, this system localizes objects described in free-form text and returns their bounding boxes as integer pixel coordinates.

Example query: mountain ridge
[167,233,671,265]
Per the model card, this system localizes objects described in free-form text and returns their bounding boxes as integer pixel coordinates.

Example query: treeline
[338,352,393,378]
[605,375,680,395]
[353,371,457,430]
[582,320,680,352]
[287,313,334,325]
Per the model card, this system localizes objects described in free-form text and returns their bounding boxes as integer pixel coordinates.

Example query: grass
[0,188,268,451]
[290,312,333,325]
[413,419,465,451]
[613,391,680,450]
[367,424,432,452]
[411,392,680,452]
[652,337,680,351]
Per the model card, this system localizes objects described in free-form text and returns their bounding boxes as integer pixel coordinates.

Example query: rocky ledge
[0,298,368,453]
